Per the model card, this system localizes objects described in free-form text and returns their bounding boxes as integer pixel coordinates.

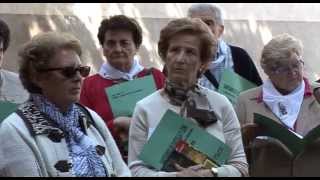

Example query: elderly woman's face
[35,49,85,110]
[165,33,203,89]
[264,53,304,94]
[102,30,138,72]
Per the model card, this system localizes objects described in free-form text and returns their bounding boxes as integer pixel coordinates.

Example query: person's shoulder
[136,89,162,107]
[150,67,163,74]
[238,86,262,101]
[82,73,112,87]
[81,105,109,130]
[139,67,165,78]
[229,44,248,53]
[83,73,102,82]
[0,111,28,134]
[200,86,230,105]
[1,69,19,82]
[1,69,29,101]
[80,105,101,121]
[228,44,251,58]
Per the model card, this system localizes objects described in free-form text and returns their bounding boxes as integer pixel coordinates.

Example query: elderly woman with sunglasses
[235,34,320,176]
[0,32,130,177]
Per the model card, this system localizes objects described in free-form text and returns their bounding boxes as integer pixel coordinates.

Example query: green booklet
[253,113,320,156]
[0,101,18,123]
[139,109,231,171]
[105,75,157,117]
[218,70,257,105]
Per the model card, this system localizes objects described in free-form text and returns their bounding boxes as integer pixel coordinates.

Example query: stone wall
[1,3,319,81]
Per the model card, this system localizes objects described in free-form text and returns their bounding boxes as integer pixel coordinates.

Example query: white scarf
[98,57,144,80]
[262,79,305,130]
[198,39,234,91]
[208,39,234,82]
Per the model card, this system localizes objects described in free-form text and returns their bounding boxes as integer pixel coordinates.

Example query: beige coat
[235,85,320,176]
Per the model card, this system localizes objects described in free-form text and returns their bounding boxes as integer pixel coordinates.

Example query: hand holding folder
[139,109,231,172]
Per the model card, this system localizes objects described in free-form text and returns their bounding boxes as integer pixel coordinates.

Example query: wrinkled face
[34,49,84,110]
[189,10,224,38]
[103,30,138,72]
[264,53,304,94]
[0,41,4,68]
[165,33,207,89]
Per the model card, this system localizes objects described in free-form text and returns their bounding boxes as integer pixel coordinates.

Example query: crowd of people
[0,3,320,177]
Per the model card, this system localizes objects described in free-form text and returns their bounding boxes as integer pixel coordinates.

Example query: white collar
[98,57,144,80]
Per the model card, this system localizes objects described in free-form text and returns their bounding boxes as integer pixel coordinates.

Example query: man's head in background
[187,3,225,39]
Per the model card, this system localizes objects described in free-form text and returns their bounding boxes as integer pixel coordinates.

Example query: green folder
[105,75,157,117]
[218,70,257,105]
[139,109,231,171]
[254,113,320,156]
[0,101,18,123]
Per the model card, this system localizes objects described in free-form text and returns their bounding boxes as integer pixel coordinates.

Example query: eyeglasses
[269,59,304,75]
[37,65,91,78]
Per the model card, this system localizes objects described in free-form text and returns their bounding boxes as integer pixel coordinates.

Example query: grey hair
[261,33,303,66]
[187,3,224,25]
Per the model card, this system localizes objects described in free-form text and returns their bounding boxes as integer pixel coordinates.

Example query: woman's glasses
[37,65,91,78]
[269,59,304,75]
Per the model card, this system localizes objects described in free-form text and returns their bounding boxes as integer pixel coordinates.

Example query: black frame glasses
[37,65,91,78]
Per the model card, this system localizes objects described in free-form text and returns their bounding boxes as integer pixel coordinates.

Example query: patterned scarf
[198,39,234,91]
[31,94,107,177]
[164,80,217,128]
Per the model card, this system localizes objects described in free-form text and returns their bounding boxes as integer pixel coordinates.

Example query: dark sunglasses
[37,65,91,78]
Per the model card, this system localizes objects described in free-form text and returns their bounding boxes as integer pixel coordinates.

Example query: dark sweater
[230,45,262,86]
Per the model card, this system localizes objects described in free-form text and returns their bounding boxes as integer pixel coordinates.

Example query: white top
[0,69,29,103]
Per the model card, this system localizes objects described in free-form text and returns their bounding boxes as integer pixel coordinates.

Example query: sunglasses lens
[61,67,77,78]
[52,66,90,78]
[79,66,90,77]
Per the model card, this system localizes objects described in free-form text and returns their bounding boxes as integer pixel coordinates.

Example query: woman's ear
[30,71,46,89]
[261,63,271,77]
[217,25,225,38]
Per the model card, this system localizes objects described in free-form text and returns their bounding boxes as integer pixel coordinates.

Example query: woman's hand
[113,116,131,142]
[174,163,215,177]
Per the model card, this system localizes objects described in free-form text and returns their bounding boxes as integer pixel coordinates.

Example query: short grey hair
[261,33,303,66]
[187,3,224,26]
